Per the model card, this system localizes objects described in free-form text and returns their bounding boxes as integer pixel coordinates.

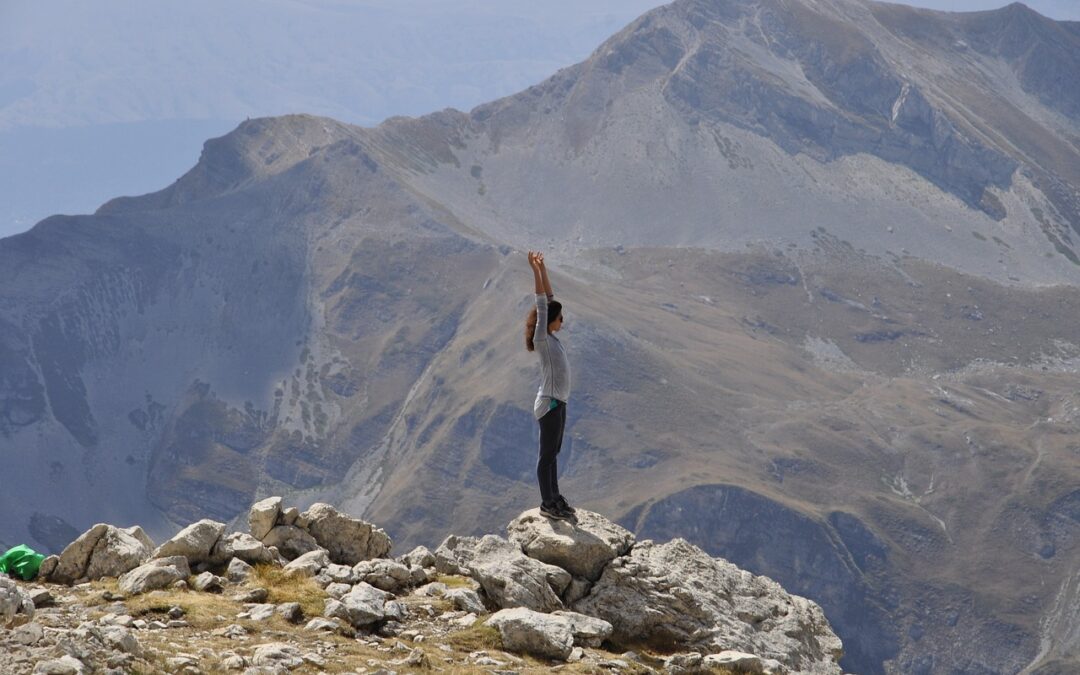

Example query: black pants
[537,400,566,505]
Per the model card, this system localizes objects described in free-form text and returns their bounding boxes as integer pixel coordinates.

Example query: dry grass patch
[436,574,476,589]
[443,621,502,652]
[249,563,327,616]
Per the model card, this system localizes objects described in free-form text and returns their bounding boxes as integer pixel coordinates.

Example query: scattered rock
[552,610,613,647]
[445,587,486,614]
[354,558,412,592]
[193,571,225,593]
[249,496,283,540]
[263,525,321,561]
[282,548,330,577]
[118,562,185,596]
[1,577,35,626]
[301,502,393,565]
[227,557,254,582]
[32,655,87,674]
[29,587,55,608]
[435,534,570,611]
[211,532,274,566]
[252,641,305,669]
[11,621,45,645]
[277,602,304,623]
[240,603,277,621]
[235,587,269,603]
[399,545,436,569]
[485,606,574,661]
[152,519,226,565]
[50,523,151,584]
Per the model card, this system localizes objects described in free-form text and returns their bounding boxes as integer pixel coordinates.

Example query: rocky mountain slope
[1,498,843,674]
[1,1,1079,673]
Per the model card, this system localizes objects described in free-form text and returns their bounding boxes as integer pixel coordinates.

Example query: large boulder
[485,607,574,661]
[152,519,226,565]
[507,508,634,581]
[263,525,321,561]
[210,532,274,566]
[50,524,152,584]
[248,496,282,540]
[574,538,844,675]
[300,503,392,565]
[435,534,570,612]
[0,577,35,627]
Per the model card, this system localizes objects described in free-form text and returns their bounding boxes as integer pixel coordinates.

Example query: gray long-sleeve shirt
[533,293,571,419]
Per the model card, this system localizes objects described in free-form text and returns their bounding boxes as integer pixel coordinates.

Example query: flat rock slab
[485,607,574,661]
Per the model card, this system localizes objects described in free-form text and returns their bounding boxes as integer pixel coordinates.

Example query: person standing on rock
[526,250,576,521]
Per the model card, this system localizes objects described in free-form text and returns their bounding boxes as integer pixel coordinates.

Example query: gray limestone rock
[118,562,185,596]
[507,508,634,581]
[444,587,486,615]
[327,582,396,628]
[152,519,226,565]
[552,610,613,648]
[226,557,254,582]
[353,558,411,592]
[398,545,436,569]
[211,532,274,566]
[282,548,330,577]
[574,538,842,675]
[193,571,225,593]
[262,525,321,561]
[51,523,151,584]
[435,534,570,612]
[0,577,35,626]
[252,641,304,669]
[248,496,283,540]
[485,607,574,661]
[300,502,392,565]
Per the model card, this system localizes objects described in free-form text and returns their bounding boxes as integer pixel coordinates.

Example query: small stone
[252,641,304,669]
[569,646,585,662]
[277,602,304,623]
[226,557,254,582]
[234,587,269,603]
[147,620,168,630]
[29,588,55,608]
[168,606,186,619]
[220,653,248,670]
[132,619,148,630]
[193,571,225,593]
[167,620,190,628]
[32,655,87,674]
[212,624,249,640]
[239,603,276,621]
[12,621,45,645]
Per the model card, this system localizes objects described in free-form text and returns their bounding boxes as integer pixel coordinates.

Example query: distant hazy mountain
[2,1,1078,673]
[0,0,663,237]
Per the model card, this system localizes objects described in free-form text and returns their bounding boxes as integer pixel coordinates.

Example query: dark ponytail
[525,300,562,352]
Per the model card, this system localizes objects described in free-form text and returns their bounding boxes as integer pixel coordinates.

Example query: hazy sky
[0,0,1075,237]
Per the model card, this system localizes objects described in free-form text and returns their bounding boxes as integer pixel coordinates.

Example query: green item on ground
[0,544,46,581]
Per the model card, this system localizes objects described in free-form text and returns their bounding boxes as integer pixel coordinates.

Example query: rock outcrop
[6,498,845,674]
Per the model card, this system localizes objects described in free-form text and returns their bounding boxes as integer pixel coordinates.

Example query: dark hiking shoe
[540,502,570,520]
[555,495,577,516]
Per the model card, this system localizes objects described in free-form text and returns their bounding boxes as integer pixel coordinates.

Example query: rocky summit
[0,497,844,674]
[1,1,1079,674]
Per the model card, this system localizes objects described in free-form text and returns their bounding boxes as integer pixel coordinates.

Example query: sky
[0,0,1075,238]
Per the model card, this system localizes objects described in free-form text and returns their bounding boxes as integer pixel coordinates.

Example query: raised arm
[537,252,553,299]
[529,251,549,343]
[529,251,544,295]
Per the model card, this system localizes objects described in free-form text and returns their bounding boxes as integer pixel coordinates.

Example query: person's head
[525,300,564,352]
